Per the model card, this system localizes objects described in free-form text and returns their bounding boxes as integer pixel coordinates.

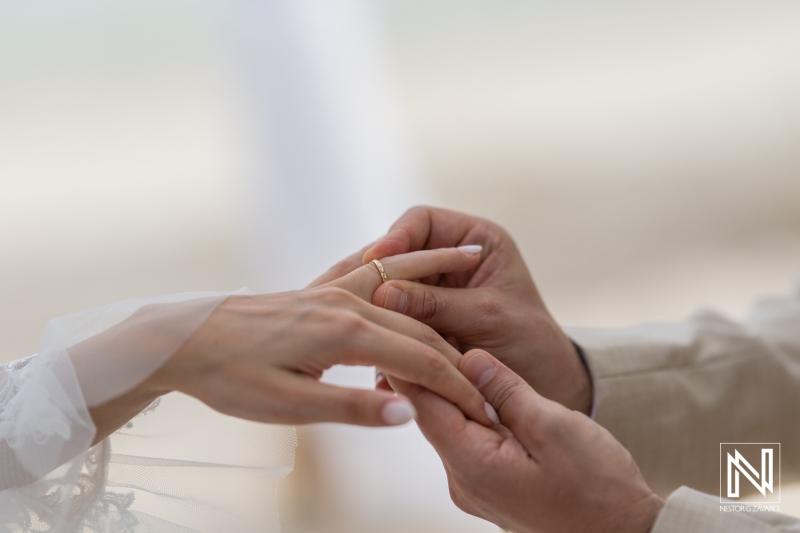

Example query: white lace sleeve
[0,292,296,533]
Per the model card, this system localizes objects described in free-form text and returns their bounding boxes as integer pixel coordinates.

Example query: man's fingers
[459,349,554,457]
[396,380,469,458]
[363,206,479,263]
[282,376,417,427]
[324,246,482,302]
[372,281,479,335]
[397,378,503,470]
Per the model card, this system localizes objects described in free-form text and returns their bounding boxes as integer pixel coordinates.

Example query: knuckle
[488,377,530,415]
[411,286,444,321]
[271,402,299,424]
[315,287,358,307]
[474,295,505,329]
[335,310,367,335]
[313,307,341,324]
[256,386,298,423]
[405,205,429,219]
[424,350,450,376]
[340,390,369,423]
[417,321,442,346]
[529,405,565,440]
[476,295,504,319]
[449,485,467,512]
[309,308,365,339]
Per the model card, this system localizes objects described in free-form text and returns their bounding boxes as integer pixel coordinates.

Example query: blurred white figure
[227,1,493,532]
[231,0,427,291]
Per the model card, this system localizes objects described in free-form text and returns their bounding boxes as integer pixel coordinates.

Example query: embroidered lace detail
[0,355,72,449]
[0,440,138,533]
[67,444,138,533]
[1,358,146,532]
[0,356,36,437]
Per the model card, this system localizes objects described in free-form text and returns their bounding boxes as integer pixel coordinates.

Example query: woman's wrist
[88,379,165,444]
[80,304,191,444]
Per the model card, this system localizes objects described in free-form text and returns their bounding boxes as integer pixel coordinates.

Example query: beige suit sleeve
[652,487,800,532]
[566,286,800,497]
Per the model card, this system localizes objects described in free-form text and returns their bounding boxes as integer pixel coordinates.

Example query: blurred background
[1,0,799,531]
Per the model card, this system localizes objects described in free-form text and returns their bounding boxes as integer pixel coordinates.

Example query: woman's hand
[140,246,495,429]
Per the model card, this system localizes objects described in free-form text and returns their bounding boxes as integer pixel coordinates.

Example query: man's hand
[396,350,664,533]
[364,206,592,413]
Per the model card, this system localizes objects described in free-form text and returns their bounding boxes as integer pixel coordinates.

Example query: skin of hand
[392,350,664,533]
[364,206,592,414]
[88,246,495,444]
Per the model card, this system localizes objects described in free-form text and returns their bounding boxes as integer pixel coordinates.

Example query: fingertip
[473,395,497,427]
[485,401,500,424]
[457,244,483,255]
[460,350,498,388]
[380,397,417,426]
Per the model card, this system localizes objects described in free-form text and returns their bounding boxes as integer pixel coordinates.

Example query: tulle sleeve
[0,291,296,533]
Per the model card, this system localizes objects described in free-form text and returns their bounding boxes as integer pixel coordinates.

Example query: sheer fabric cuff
[1,291,296,533]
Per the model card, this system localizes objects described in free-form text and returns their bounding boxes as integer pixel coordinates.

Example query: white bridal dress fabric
[0,291,296,533]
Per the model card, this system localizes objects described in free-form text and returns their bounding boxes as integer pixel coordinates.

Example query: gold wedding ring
[370,259,388,284]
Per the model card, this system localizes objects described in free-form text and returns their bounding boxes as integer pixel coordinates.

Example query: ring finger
[323,246,483,302]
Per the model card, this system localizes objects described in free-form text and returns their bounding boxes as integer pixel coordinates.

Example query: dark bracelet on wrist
[570,339,595,417]
[570,340,591,374]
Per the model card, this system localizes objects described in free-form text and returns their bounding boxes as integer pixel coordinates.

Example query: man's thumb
[459,350,545,436]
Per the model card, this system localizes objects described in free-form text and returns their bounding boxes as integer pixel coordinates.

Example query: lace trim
[0,441,138,533]
[0,355,72,449]
[0,356,35,431]
[1,358,157,532]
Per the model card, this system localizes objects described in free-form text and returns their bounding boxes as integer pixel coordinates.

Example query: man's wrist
[624,493,665,533]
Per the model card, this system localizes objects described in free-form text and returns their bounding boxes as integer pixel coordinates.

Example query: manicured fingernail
[464,352,496,387]
[457,244,483,255]
[381,399,417,425]
[485,402,500,424]
[384,286,408,313]
[375,369,385,386]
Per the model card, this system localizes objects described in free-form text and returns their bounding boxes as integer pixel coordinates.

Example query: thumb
[459,349,551,446]
[372,281,478,337]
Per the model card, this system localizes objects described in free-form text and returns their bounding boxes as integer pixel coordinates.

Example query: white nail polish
[382,400,417,425]
[457,244,483,254]
[485,402,500,424]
